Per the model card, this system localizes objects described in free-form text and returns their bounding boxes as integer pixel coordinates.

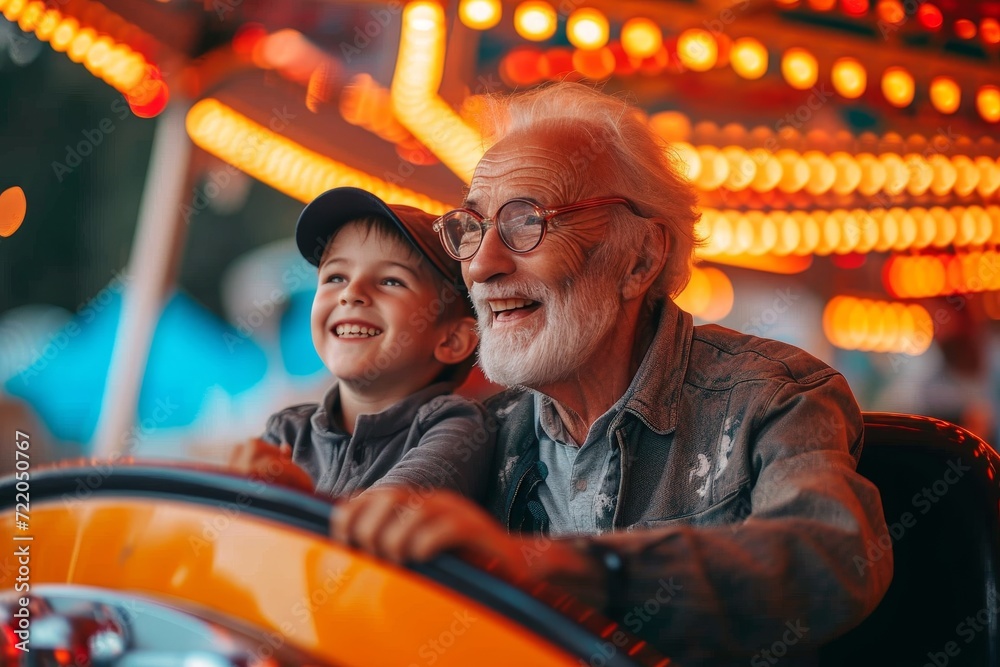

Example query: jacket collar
[620,298,694,435]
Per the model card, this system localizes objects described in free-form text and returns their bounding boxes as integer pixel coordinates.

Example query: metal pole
[93,100,193,458]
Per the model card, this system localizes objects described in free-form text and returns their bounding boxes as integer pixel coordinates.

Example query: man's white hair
[476,82,703,300]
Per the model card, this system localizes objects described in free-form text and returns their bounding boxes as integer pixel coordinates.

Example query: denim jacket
[483,299,893,662]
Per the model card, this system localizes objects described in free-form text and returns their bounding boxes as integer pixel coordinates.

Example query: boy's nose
[339,284,370,306]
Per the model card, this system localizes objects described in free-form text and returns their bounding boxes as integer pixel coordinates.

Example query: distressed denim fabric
[484,299,892,664]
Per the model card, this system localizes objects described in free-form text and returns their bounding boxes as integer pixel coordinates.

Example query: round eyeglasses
[432,197,638,261]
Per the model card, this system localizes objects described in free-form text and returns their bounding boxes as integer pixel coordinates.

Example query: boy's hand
[330,487,605,608]
[227,439,315,493]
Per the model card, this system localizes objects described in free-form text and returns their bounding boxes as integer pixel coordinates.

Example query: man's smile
[488,298,540,322]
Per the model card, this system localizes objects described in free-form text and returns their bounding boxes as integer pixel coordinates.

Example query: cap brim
[295,187,459,288]
[296,187,403,266]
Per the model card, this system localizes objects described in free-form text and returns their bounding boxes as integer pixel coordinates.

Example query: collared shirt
[534,393,622,535]
[263,381,493,500]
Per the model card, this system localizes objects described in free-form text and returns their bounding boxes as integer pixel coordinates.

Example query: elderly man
[333,82,892,662]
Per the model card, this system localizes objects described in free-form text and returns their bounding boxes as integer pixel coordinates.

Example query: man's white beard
[472,264,620,389]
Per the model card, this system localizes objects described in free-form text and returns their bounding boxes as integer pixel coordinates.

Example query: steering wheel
[0,463,667,667]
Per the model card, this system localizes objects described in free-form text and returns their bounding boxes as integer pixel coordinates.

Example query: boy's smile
[332,321,383,338]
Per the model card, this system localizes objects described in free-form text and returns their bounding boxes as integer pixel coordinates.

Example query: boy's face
[311,222,453,392]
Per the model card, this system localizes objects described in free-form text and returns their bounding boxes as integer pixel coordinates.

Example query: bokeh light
[977,86,1000,123]
[917,3,943,30]
[458,0,502,30]
[514,1,557,41]
[831,57,866,99]
[782,48,818,90]
[621,17,662,59]
[730,37,768,80]
[881,67,914,107]
[0,186,27,237]
[929,76,961,114]
[677,29,718,72]
[566,8,609,50]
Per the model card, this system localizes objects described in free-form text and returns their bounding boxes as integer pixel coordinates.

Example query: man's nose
[466,225,516,285]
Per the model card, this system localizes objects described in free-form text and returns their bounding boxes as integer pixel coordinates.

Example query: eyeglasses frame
[432,196,639,261]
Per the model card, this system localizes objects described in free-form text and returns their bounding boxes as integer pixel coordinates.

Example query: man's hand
[227,439,315,493]
[330,487,606,608]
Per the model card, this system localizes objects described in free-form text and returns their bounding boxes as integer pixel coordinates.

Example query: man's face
[461,126,624,389]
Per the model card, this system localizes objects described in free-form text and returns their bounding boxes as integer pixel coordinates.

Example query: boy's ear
[434,316,479,366]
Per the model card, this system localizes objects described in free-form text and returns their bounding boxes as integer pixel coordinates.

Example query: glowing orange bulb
[514,1,557,41]
[782,48,818,90]
[804,150,836,195]
[677,29,718,72]
[876,0,904,24]
[459,0,501,30]
[981,18,1000,45]
[675,266,712,317]
[650,111,691,143]
[722,146,756,191]
[621,17,662,59]
[2,0,27,20]
[700,267,734,322]
[34,9,61,41]
[572,46,615,79]
[880,153,908,195]
[977,86,1000,123]
[730,37,768,80]
[841,0,869,16]
[50,16,79,51]
[404,2,441,32]
[918,4,943,30]
[67,27,96,63]
[16,0,43,31]
[954,18,976,40]
[857,153,886,196]
[749,148,782,193]
[500,47,544,86]
[831,152,862,195]
[831,57,866,99]
[0,186,27,237]
[566,8,609,50]
[881,67,914,107]
[695,146,730,190]
[929,76,961,114]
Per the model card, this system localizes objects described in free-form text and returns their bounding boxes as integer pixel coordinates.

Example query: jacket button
[574,479,588,492]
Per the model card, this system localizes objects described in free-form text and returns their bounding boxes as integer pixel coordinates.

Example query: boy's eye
[381,277,405,287]
[323,274,345,284]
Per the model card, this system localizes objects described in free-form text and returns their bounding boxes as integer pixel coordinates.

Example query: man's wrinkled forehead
[465,123,608,210]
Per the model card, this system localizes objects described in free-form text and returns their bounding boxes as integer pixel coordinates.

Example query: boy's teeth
[335,324,382,337]
[490,298,536,313]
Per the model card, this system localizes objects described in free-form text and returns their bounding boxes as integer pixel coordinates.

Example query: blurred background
[1,0,999,468]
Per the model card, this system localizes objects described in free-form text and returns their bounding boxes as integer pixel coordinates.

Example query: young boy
[230,187,491,501]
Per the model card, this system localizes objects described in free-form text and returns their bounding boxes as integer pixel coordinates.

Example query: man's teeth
[335,324,382,337]
[489,298,536,313]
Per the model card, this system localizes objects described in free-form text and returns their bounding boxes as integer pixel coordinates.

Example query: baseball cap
[295,187,464,290]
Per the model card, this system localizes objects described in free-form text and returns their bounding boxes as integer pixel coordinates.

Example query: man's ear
[434,316,479,366]
[622,221,670,301]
